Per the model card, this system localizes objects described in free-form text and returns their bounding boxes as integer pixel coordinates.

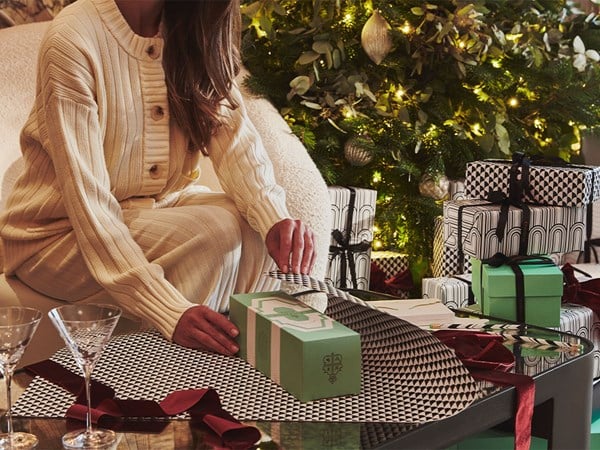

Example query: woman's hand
[265,218,316,274]
[172,305,239,355]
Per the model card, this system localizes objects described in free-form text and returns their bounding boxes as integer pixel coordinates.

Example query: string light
[507,97,519,107]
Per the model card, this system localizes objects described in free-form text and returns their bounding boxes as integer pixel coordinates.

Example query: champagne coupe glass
[0,306,42,450]
[48,304,121,450]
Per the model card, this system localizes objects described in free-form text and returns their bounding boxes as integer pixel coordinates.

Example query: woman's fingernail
[282,265,288,273]
[231,345,239,353]
[230,328,239,337]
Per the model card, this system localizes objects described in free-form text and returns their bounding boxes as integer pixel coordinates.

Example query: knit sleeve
[37,29,193,339]
[208,84,292,240]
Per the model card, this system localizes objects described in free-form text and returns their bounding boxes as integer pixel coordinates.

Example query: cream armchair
[0,21,332,365]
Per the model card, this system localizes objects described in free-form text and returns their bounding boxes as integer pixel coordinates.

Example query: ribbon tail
[472,370,534,450]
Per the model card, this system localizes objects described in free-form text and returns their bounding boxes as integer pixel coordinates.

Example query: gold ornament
[418,173,450,200]
[361,10,393,65]
[344,136,374,166]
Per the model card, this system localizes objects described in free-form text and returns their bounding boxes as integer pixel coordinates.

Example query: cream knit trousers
[14,191,279,315]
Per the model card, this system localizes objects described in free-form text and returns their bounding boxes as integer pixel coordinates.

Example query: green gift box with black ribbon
[471,255,563,327]
[229,291,361,402]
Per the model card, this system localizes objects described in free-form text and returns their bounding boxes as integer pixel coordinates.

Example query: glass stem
[83,366,93,435]
[4,369,13,436]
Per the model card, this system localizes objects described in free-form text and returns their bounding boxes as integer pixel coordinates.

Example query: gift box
[465,158,600,207]
[449,179,467,201]
[370,251,411,298]
[471,257,563,327]
[229,291,362,402]
[326,186,377,290]
[443,199,586,260]
[432,215,471,277]
[422,274,473,310]
[520,303,598,377]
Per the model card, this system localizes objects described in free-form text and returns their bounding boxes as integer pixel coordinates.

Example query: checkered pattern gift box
[325,186,377,290]
[443,199,586,261]
[465,153,600,207]
[370,251,412,298]
[432,215,471,277]
[422,274,474,310]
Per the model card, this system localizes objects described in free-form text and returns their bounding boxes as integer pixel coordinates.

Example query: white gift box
[325,186,377,290]
[443,199,586,260]
[422,274,473,310]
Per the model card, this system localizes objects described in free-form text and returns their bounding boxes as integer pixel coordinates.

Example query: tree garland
[240,0,600,280]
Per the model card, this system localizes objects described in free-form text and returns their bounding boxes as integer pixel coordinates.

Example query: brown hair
[162,0,241,155]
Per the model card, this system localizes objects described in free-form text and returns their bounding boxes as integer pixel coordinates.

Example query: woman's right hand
[172,305,240,355]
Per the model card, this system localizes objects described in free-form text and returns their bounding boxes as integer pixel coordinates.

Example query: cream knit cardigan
[0,0,304,338]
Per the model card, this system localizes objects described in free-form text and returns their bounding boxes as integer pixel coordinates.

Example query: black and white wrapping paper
[370,251,410,298]
[465,159,600,207]
[449,179,467,201]
[422,275,473,310]
[443,199,586,260]
[326,186,377,290]
[13,296,484,424]
[522,303,600,379]
[432,215,471,277]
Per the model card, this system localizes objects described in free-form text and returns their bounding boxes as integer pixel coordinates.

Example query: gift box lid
[478,261,563,297]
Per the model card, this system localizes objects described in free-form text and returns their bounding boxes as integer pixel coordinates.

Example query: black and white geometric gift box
[465,159,600,207]
[432,215,471,277]
[449,179,467,201]
[370,251,410,298]
[521,303,600,380]
[325,186,377,290]
[443,199,586,260]
[371,251,409,277]
[422,274,473,310]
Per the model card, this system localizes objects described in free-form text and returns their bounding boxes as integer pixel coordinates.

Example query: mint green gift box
[229,291,361,402]
[471,258,562,327]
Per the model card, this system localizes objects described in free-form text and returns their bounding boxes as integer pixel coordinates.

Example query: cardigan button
[146,45,160,59]
[151,105,165,120]
[149,164,161,178]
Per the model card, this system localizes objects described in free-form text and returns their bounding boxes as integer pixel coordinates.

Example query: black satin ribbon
[486,153,598,263]
[480,253,555,323]
[329,187,372,289]
[452,275,475,305]
[489,152,532,253]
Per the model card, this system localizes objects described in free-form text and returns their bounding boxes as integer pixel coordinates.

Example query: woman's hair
[163,0,241,155]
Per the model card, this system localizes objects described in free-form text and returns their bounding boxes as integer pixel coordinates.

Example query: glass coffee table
[5,297,594,450]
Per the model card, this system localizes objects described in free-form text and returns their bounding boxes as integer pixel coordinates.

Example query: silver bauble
[419,173,450,200]
[344,136,374,166]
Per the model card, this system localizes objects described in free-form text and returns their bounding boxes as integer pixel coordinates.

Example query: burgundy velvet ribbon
[561,263,600,316]
[25,360,261,449]
[370,263,414,296]
[434,330,534,450]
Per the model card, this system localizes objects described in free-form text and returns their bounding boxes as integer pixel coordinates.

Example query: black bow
[329,187,372,289]
[329,230,371,289]
[485,152,532,254]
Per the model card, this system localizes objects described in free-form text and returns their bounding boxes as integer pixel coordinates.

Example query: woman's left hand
[265,218,316,274]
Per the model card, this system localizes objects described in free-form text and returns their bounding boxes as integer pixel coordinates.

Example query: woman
[0,0,316,355]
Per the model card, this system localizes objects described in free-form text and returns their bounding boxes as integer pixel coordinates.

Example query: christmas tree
[240,0,600,281]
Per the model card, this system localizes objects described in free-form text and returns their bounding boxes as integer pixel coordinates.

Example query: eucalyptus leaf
[297,51,320,65]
